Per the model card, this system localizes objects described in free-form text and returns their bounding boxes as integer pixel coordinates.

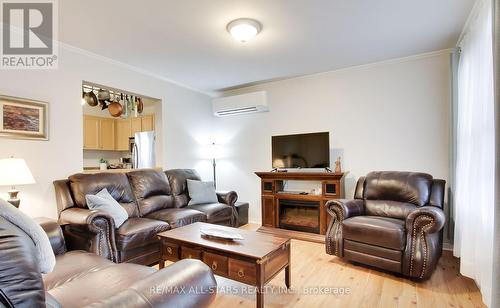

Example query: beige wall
[212,51,452,224]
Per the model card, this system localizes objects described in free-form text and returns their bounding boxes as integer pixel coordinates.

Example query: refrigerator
[130,131,156,169]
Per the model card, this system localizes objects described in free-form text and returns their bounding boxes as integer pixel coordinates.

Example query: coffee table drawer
[181,246,202,260]
[229,259,256,285]
[203,252,228,276]
[162,242,179,261]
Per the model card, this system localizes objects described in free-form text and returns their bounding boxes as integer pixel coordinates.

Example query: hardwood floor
[159,223,484,307]
[208,224,485,308]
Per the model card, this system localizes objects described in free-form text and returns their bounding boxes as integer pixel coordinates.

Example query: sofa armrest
[326,199,364,221]
[59,207,115,227]
[34,217,66,256]
[325,199,364,256]
[216,191,239,227]
[58,208,117,262]
[86,259,217,308]
[216,191,238,207]
[405,206,445,234]
[403,206,446,279]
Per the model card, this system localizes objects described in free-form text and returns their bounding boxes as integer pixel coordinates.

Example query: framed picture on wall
[0,95,49,140]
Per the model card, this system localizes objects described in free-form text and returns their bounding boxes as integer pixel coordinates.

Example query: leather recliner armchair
[0,216,216,308]
[325,171,446,279]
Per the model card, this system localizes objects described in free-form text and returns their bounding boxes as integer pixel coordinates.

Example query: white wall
[213,52,452,224]
[0,45,212,219]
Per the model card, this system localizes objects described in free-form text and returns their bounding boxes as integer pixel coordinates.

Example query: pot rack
[82,84,142,100]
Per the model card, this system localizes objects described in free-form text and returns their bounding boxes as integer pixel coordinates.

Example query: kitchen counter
[82,167,162,174]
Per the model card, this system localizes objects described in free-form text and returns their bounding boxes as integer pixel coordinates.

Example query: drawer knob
[238,269,245,277]
[211,262,218,270]
[167,247,172,254]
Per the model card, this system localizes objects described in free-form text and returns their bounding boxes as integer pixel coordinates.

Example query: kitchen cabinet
[100,118,115,150]
[83,116,100,150]
[83,116,115,150]
[83,115,155,151]
[131,118,142,136]
[141,115,155,131]
[115,119,132,151]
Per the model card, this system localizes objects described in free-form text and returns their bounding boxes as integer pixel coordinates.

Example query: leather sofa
[325,171,446,279]
[53,168,238,265]
[0,217,216,308]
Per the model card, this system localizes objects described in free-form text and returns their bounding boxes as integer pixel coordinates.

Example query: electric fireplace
[279,199,320,234]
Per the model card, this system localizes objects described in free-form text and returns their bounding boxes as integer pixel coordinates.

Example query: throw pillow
[85,188,128,228]
[0,199,56,274]
[187,179,218,206]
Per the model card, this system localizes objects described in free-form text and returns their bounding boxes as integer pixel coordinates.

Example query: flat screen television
[272,132,330,169]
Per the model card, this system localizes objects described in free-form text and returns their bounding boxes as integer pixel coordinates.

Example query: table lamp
[0,158,35,208]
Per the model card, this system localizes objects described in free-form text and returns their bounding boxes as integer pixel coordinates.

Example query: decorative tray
[200,228,244,241]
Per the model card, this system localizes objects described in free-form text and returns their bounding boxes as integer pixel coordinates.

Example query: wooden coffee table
[158,222,291,308]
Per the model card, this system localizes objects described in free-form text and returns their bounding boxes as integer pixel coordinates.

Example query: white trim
[60,41,453,97]
[60,43,212,97]
[443,242,454,251]
[456,0,483,46]
[217,49,454,93]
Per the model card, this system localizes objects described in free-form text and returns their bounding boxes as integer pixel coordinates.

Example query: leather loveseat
[0,217,216,308]
[325,171,446,279]
[53,168,238,265]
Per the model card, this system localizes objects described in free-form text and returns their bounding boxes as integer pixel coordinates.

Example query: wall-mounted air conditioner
[212,91,268,117]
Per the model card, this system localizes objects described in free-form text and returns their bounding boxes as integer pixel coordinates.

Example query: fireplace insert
[279,199,320,234]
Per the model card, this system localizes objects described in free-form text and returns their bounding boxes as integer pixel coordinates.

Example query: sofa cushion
[0,216,46,307]
[188,203,232,223]
[165,169,201,208]
[364,200,417,220]
[44,251,156,307]
[342,216,406,250]
[145,208,206,228]
[85,188,129,228]
[116,218,170,250]
[69,173,139,218]
[0,200,56,274]
[364,171,433,206]
[187,179,218,206]
[127,169,174,216]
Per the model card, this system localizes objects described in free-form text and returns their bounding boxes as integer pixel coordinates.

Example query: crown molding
[456,0,483,46]
[217,48,454,93]
[59,42,453,97]
[60,42,212,97]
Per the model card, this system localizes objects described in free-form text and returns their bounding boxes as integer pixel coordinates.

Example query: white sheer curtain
[454,0,495,306]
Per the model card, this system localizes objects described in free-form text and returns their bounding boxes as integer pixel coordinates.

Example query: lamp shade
[0,158,35,186]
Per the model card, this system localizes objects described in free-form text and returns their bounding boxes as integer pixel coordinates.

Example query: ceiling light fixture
[227,18,262,42]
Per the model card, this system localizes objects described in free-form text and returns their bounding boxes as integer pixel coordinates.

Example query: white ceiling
[60,0,475,95]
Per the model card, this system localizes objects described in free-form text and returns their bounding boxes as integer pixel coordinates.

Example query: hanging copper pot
[108,96,123,117]
[137,97,144,114]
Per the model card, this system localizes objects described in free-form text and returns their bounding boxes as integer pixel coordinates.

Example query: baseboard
[443,242,454,251]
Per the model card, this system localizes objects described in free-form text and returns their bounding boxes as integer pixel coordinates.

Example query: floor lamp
[212,143,217,189]
[210,143,222,189]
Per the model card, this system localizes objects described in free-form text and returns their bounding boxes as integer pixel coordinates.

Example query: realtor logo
[1,0,58,69]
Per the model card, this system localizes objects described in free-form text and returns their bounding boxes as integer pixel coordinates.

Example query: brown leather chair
[53,168,238,265]
[0,217,216,308]
[325,171,446,279]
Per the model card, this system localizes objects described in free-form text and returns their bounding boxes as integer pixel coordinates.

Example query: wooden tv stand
[255,171,345,242]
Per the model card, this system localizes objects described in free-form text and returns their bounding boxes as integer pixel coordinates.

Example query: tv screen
[272,132,330,168]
